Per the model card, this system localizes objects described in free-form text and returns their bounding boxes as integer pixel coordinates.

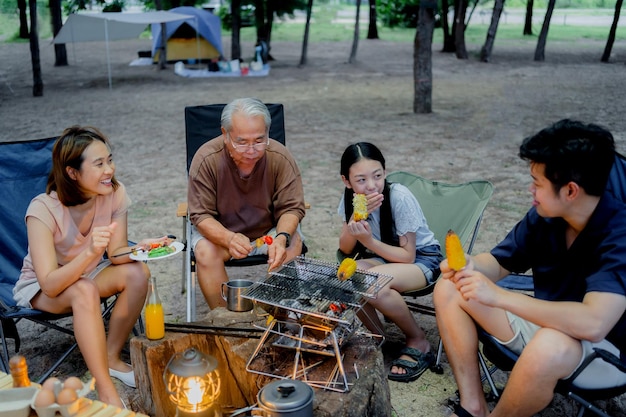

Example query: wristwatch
[275,232,291,247]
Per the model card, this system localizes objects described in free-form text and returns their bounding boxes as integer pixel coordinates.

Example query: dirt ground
[2,34,626,416]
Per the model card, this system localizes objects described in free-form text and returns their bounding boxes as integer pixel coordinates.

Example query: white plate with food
[130,241,184,261]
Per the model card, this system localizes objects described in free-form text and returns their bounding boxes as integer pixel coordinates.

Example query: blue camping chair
[0,137,133,382]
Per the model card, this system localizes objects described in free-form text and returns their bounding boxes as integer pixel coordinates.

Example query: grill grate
[242,256,393,325]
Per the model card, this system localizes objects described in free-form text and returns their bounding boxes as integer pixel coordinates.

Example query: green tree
[378,0,420,28]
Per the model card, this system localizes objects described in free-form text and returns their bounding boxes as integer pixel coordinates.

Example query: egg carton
[31,378,95,417]
[0,387,38,417]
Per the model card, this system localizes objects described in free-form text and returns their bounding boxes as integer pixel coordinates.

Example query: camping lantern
[164,348,221,417]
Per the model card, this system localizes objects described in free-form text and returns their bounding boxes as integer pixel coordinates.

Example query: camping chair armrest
[563,347,626,384]
[593,348,626,373]
[177,202,188,218]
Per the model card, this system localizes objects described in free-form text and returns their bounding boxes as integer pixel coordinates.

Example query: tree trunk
[265,0,276,61]
[348,0,361,64]
[299,0,314,67]
[480,0,505,62]
[523,0,534,35]
[254,0,266,51]
[367,0,378,39]
[414,2,436,114]
[454,0,468,59]
[153,0,167,69]
[29,0,43,96]
[601,0,622,62]
[441,0,455,52]
[231,0,242,61]
[49,0,67,66]
[534,0,555,61]
[18,0,28,39]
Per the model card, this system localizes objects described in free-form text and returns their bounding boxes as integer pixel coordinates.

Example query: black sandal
[453,403,476,417]
[387,347,434,382]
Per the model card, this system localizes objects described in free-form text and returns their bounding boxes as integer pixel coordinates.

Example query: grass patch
[0,10,52,41]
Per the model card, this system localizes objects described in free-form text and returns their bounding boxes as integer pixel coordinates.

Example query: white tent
[53,11,194,89]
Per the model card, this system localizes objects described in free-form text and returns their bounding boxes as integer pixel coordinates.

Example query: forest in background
[0,0,624,43]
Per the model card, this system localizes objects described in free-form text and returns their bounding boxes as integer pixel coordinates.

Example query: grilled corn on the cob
[337,257,358,281]
[446,229,466,271]
[353,194,368,221]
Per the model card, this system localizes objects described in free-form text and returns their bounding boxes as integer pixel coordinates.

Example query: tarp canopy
[53,11,194,89]
[151,6,224,61]
[54,11,193,43]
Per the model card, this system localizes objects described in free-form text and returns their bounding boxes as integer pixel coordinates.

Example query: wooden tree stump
[130,307,391,417]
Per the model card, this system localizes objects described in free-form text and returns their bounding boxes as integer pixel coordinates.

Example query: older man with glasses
[187,97,306,309]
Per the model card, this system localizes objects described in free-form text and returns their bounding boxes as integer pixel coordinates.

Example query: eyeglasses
[227,133,269,153]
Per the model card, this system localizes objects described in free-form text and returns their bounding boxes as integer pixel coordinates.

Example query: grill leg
[329,331,349,391]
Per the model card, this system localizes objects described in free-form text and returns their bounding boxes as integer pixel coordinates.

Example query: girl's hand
[347,219,373,243]
[365,192,384,214]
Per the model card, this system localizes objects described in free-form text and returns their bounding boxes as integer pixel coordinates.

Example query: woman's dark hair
[340,142,395,256]
[520,119,615,196]
[47,125,119,206]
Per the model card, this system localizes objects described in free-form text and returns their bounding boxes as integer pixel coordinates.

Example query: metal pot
[256,379,314,417]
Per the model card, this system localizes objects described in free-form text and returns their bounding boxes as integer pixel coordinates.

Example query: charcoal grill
[243,256,392,392]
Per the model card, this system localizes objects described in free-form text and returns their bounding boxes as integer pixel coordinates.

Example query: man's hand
[451,268,503,307]
[267,233,288,271]
[228,232,253,259]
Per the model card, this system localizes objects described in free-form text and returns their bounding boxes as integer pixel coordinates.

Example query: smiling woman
[9,126,180,407]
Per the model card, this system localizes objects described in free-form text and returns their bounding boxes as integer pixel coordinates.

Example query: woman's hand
[90,222,117,257]
[136,234,176,252]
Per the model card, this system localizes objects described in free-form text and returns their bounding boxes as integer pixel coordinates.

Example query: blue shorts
[365,244,443,284]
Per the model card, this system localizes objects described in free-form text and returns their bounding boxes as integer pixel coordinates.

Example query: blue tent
[151,7,224,63]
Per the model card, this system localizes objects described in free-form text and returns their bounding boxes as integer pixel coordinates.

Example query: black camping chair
[0,137,142,383]
[179,103,307,321]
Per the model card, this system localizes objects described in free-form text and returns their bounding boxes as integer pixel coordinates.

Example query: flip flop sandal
[387,347,435,382]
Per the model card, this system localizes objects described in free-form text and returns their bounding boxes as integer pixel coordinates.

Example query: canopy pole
[69,15,77,65]
[104,19,112,90]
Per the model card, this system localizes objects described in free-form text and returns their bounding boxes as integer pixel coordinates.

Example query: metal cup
[221,280,254,312]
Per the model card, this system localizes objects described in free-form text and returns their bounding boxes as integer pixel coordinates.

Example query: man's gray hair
[221,97,271,133]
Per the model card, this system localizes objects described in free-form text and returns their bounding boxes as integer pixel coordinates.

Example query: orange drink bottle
[145,276,165,340]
